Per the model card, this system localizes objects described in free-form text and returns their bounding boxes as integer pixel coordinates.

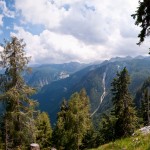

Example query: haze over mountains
[24,62,88,88]
[24,56,150,124]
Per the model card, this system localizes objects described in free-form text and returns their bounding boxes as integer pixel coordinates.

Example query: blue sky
[0,0,149,64]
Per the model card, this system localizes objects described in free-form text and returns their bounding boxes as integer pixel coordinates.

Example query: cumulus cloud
[0,14,3,27]
[11,26,101,64]
[58,1,109,45]
[11,25,149,65]
[0,0,14,18]
[15,0,67,29]
[14,0,141,45]
[10,0,149,64]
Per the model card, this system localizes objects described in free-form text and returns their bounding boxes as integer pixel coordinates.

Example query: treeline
[0,37,150,150]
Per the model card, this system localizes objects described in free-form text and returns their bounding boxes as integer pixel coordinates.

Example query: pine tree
[98,113,116,144]
[36,112,52,149]
[141,88,150,126]
[53,89,91,150]
[52,99,69,150]
[111,67,137,138]
[68,89,91,150]
[0,37,38,149]
[132,0,150,45]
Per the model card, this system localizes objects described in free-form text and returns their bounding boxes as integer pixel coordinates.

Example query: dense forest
[0,36,150,150]
[0,0,150,150]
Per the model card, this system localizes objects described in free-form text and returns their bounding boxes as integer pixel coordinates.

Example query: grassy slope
[90,133,150,150]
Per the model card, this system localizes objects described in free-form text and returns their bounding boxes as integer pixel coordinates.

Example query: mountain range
[29,56,150,124]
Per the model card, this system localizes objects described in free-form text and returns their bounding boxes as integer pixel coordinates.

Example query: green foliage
[81,127,100,149]
[98,114,116,144]
[52,89,92,150]
[141,88,150,126]
[0,37,38,149]
[0,129,4,149]
[89,132,150,150]
[111,67,137,138]
[132,0,150,45]
[36,112,52,149]
[134,77,150,126]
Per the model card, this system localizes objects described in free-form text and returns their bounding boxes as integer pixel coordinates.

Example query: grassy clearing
[90,133,150,150]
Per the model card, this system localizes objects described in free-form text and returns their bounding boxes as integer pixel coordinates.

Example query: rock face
[139,126,150,135]
[30,143,40,150]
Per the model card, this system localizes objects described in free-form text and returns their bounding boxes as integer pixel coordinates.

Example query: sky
[0,0,149,64]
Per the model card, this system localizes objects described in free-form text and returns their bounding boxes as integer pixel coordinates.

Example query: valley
[30,56,150,124]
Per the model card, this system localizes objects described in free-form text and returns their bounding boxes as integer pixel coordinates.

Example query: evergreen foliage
[98,114,116,144]
[36,112,52,149]
[111,67,137,138]
[132,0,150,45]
[0,37,38,149]
[134,77,150,126]
[53,89,92,150]
[141,88,150,126]
[81,127,99,149]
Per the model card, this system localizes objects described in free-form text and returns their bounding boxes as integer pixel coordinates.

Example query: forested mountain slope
[33,57,150,124]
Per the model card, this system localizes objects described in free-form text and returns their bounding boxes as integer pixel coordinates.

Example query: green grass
[89,133,150,150]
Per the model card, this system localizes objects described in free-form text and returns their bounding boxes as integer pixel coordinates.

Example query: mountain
[33,56,150,124]
[24,62,88,88]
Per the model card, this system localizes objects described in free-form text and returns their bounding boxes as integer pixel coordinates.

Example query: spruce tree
[111,67,137,138]
[98,113,116,144]
[68,89,91,150]
[0,37,37,149]
[132,0,150,45]
[141,88,150,126]
[52,99,69,150]
[53,89,91,150]
[36,112,52,149]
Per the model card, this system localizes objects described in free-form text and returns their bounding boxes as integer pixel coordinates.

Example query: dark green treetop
[111,67,137,138]
[132,0,150,45]
[0,36,37,149]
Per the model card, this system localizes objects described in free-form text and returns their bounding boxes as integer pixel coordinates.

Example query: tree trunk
[5,118,8,150]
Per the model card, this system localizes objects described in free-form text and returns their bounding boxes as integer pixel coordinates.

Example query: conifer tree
[98,113,116,144]
[68,89,91,150]
[52,99,69,150]
[141,88,150,126]
[36,112,52,149]
[0,37,37,149]
[132,0,150,45]
[53,89,91,150]
[111,67,137,138]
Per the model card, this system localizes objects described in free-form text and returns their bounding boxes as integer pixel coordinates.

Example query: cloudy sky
[0,0,149,64]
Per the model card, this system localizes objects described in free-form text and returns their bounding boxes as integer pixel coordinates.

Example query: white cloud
[11,26,107,64]
[0,14,3,27]
[10,0,149,64]
[14,0,140,45]
[0,45,3,51]
[11,25,149,65]
[15,0,67,29]
[0,0,14,18]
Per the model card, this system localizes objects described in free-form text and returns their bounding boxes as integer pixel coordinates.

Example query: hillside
[24,62,87,88]
[32,56,150,124]
[90,132,150,150]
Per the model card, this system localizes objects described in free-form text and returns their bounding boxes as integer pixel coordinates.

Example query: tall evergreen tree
[52,99,69,150]
[141,88,150,126]
[0,37,37,149]
[98,113,116,144]
[36,112,52,149]
[53,89,91,150]
[111,67,137,138]
[68,89,91,150]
